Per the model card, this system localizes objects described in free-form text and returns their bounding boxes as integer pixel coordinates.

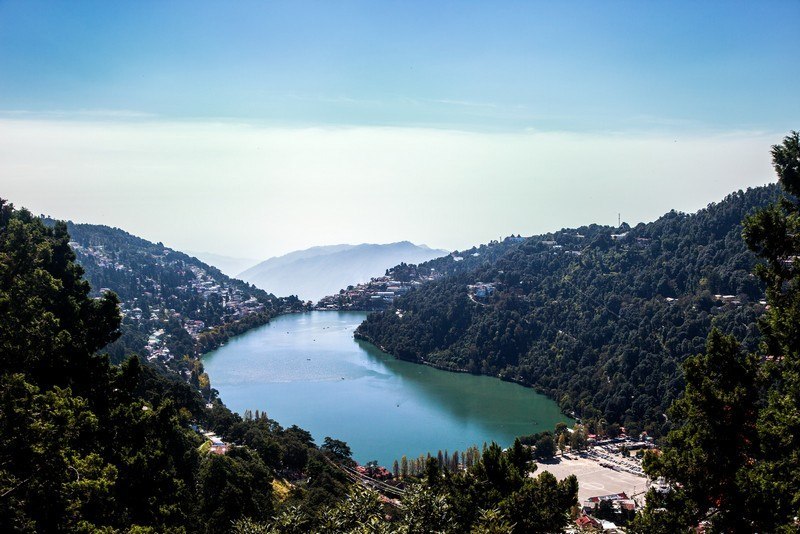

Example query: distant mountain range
[186,250,258,278]
[238,242,449,302]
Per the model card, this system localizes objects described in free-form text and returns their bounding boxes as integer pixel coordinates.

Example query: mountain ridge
[355,184,782,437]
[239,241,448,301]
[41,217,306,388]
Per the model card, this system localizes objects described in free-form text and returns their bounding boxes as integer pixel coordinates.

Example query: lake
[203,311,570,467]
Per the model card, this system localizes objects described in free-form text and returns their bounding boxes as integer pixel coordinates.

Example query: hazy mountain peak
[186,250,259,278]
[239,242,449,301]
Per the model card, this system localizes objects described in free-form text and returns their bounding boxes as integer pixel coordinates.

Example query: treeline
[239,440,578,534]
[390,423,580,479]
[358,184,780,436]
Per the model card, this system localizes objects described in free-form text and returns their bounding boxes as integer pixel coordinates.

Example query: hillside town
[69,240,274,362]
[313,231,658,312]
[315,268,439,311]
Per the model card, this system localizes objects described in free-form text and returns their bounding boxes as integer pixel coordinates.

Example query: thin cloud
[431,99,500,109]
[0,117,779,260]
[0,108,157,119]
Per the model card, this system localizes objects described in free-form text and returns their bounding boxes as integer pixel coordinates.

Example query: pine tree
[640,329,759,531]
[741,131,800,530]
[637,132,800,532]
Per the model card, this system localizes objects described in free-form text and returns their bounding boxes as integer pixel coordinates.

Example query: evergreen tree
[638,132,800,531]
[0,202,349,531]
[741,131,800,529]
[641,329,759,530]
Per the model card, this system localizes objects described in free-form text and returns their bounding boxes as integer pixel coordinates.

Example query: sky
[1,1,798,259]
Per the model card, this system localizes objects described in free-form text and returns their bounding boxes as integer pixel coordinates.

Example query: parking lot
[534,453,649,503]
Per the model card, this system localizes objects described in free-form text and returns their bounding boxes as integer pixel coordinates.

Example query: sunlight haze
[1,1,798,258]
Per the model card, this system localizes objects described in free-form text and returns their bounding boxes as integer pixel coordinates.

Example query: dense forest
[633,132,800,532]
[358,184,780,436]
[1,200,577,533]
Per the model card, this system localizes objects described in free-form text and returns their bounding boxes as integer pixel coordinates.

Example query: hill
[0,202,356,531]
[356,185,781,437]
[239,241,448,302]
[2,199,578,533]
[42,218,306,387]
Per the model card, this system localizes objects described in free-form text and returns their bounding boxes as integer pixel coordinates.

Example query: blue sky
[2,1,797,132]
[1,1,798,258]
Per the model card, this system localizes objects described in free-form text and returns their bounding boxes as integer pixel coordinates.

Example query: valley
[3,3,798,530]
[202,311,570,467]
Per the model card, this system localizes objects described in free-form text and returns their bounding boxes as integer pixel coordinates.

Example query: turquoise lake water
[203,311,569,467]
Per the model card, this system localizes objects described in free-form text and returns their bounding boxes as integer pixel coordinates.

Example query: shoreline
[354,331,572,420]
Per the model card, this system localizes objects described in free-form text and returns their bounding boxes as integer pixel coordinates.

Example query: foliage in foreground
[235,441,577,534]
[0,203,348,532]
[634,132,800,532]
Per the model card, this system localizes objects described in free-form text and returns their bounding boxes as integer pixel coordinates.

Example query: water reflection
[203,311,569,466]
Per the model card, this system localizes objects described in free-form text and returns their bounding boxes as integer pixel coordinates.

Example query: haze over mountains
[186,251,259,278]
[238,242,449,302]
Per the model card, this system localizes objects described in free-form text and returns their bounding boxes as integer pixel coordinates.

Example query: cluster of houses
[183,264,267,319]
[183,319,206,336]
[144,328,171,361]
[190,425,230,455]
[314,235,535,311]
[540,238,582,256]
[69,242,128,271]
[609,233,652,247]
[356,462,393,481]
[315,276,423,311]
[467,282,495,298]
[574,491,637,532]
[714,294,742,306]
[73,240,270,364]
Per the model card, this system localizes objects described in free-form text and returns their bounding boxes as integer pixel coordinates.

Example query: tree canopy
[637,131,800,532]
[0,202,348,532]
[358,185,778,435]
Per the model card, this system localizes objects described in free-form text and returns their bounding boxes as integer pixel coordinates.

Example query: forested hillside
[632,132,800,532]
[0,203,354,532]
[42,219,306,389]
[357,185,781,437]
[2,199,578,533]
